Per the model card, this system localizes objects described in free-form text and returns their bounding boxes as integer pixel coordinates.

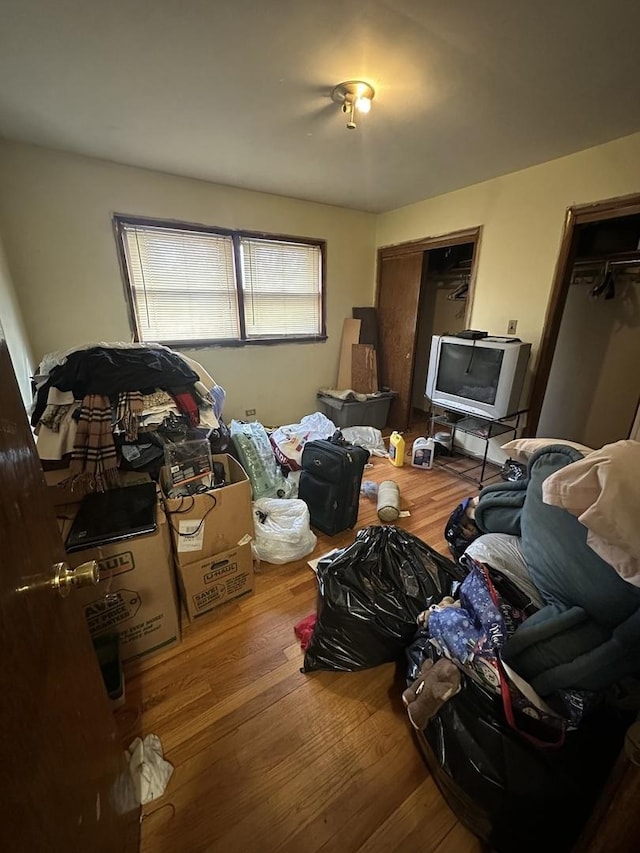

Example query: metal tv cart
[429,407,528,488]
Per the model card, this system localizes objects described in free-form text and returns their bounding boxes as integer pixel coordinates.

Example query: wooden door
[376,251,424,430]
[0,327,140,853]
[630,398,640,441]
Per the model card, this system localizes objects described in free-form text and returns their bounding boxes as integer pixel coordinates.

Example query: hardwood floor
[119,431,483,853]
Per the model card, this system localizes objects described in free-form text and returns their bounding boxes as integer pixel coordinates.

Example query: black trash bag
[302,525,464,672]
[405,636,631,853]
[187,416,232,455]
[207,417,232,454]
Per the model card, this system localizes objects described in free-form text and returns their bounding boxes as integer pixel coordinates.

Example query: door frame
[630,397,640,441]
[375,225,483,425]
[526,192,640,437]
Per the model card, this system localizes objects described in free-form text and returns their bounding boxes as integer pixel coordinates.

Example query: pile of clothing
[31,342,226,490]
[471,440,640,700]
[403,440,640,853]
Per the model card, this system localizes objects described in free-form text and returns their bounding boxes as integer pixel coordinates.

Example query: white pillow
[542,440,640,587]
[584,532,640,588]
[502,437,594,463]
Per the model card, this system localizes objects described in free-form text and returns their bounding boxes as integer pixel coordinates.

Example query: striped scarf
[70,394,120,491]
[116,390,144,441]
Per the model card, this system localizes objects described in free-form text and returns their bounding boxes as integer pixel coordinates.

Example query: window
[114,215,326,345]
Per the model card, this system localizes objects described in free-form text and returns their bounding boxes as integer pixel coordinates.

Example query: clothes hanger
[448,276,469,301]
[591,261,616,300]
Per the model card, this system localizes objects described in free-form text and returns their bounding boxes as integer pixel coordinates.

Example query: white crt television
[425,335,531,420]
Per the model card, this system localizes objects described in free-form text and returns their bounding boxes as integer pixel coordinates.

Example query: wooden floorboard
[119,430,483,853]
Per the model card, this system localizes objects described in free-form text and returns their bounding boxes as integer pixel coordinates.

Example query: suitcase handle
[329,429,348,446]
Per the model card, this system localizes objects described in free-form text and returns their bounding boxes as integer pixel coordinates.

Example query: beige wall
[377,131,640,403]
[2,131,640,431]
[0,141,376,426]
[0,233,33,407]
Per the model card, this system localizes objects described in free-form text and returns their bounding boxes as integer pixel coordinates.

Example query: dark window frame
[113,214,328,348]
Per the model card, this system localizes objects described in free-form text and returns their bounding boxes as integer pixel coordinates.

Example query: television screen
[435,342,504,405]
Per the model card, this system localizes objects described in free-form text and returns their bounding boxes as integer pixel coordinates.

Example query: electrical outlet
[507,319,518,335]
[245,408,256,417]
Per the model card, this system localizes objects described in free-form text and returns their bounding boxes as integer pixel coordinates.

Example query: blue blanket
[476,445,640,696]
[475,479,527,537]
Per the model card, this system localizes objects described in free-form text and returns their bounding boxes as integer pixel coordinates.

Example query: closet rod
[573,257,640,270]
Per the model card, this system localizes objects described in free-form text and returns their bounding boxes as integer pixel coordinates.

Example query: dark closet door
[376,250,424,430]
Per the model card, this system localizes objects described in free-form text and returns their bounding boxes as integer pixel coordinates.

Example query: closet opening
[411,243,475,421]
[376,227,481,431]
[527,193,640,446]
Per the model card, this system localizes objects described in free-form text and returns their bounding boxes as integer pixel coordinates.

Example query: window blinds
[119,221,323,343]
[122,223,240,342]
[240,238,322,338]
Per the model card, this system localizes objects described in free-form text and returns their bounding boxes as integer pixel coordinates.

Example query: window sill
[144,335,328,349]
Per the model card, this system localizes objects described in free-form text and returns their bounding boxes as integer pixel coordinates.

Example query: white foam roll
[377,480,400,522]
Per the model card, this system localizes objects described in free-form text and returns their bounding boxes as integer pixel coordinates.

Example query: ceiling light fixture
[331,80,375,130]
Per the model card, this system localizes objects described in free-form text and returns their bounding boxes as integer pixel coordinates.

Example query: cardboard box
[161,454,254,568]
[60,501,181,664]
[177,541,254,621]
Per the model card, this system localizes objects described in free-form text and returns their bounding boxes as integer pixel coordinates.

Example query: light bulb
[346,100,357,129]
[355,96,371,114]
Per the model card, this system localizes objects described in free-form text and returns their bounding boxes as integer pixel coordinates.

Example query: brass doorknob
[52,561,99,598]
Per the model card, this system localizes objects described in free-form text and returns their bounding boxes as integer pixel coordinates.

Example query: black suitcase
[299,435,370,536]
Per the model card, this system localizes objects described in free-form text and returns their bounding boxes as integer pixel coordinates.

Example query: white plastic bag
[269,411,336,470]
[252,498,317,564]
[463,533,544,608]
[341,426,387,457]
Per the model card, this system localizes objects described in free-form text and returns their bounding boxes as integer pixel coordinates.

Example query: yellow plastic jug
[388,431,405,467]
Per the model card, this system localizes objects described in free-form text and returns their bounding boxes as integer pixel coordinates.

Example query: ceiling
[1,0,640,213]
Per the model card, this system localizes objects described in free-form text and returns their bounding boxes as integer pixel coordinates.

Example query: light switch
[507,320,518,335]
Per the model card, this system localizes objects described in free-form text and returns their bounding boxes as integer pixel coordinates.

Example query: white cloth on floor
[126,733,173,805]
